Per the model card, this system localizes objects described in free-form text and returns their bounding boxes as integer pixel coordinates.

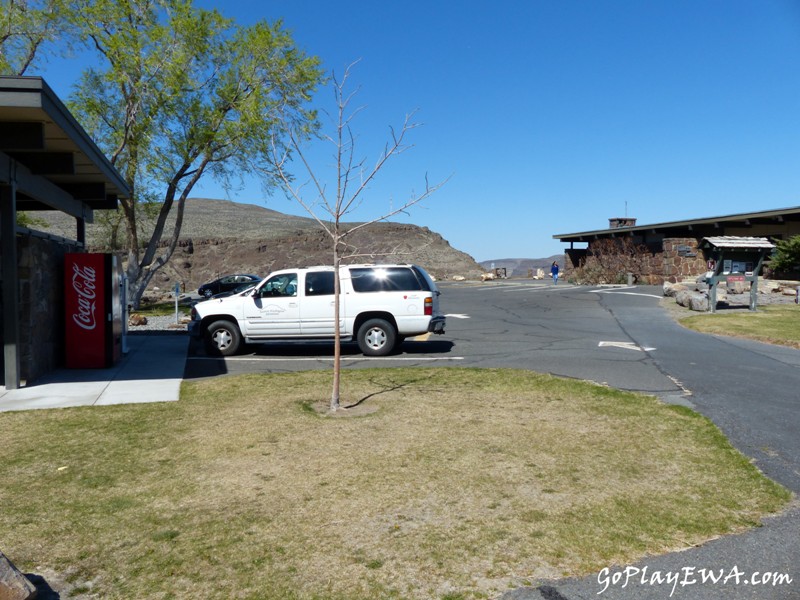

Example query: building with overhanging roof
[553,206,800,283]
[1,76,130,389]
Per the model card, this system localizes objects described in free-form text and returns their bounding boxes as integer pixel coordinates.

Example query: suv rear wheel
[357,318,397,357]
[205,320,242,356]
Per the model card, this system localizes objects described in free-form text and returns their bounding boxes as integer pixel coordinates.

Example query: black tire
[357,318,396,357]
[202,288,214,298]
[205,320,242,356]
[392,335,406,352]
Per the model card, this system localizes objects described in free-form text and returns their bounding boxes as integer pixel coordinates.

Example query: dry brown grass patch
[0,368,789,600]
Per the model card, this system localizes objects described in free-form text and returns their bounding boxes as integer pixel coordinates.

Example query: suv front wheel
[357,318,397,357]
[205,320,242,356]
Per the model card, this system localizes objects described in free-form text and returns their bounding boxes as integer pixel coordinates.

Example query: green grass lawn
[0,368,790,599]
[680,304,800,349]
[134,299,192,318]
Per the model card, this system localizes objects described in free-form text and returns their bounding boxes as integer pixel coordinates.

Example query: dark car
[198,274,260,298]
[210,279,261,299]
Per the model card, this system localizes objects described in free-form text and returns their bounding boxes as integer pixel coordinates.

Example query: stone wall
[565,236,709,284]
[661,237,708,283]
[7,233,79,383]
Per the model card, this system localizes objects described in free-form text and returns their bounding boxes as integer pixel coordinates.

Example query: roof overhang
[553,206,800,243]
[0,76,130,219]
[700,236,776,250]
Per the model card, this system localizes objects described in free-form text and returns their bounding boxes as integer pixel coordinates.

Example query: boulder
[128,313,148,327]
[761,281,781,293]
[675,290,709,312]
[726,280,748,294]
[689,293,710,312]
[663,282,688,297]
[0,551,36,600]
[674,289,694,307]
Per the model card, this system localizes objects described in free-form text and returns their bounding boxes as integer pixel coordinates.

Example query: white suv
[189,264,446,356]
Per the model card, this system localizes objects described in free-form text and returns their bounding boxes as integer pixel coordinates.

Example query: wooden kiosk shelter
[700,236,775,313]
[1,76,130,389]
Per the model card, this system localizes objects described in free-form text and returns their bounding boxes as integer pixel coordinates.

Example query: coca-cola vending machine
[65,253,123,368]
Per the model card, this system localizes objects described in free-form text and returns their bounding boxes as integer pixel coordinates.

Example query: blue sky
[38,1,800,261]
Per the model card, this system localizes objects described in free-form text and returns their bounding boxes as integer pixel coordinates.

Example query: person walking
[551,261,559,285]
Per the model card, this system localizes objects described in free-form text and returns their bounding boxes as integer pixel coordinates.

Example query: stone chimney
[609,217,637,229]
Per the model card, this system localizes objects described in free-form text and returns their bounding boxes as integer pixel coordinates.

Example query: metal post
[175,282,180,324]
[121,275,129,355]
[1,183,21,389]
[749,277,758,312]
[708,280,717,313]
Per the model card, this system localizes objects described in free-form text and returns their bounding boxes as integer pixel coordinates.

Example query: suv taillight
[424,297,433,316]
[190,306,198,320]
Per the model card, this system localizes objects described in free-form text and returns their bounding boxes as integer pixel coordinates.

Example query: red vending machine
[65,253,123,368]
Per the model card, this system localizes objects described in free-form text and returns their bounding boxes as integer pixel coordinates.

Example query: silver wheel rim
[212,329,232,350]
[365,327,387,350]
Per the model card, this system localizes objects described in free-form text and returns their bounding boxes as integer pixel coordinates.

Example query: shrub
[768,235,800,276]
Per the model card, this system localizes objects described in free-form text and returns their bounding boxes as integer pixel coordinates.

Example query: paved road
[184,281,800,599]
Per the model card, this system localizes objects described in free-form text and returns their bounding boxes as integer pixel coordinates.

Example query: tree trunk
[330,234,342,412]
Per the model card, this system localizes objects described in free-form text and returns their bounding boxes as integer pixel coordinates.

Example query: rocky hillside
[35,198,484,291]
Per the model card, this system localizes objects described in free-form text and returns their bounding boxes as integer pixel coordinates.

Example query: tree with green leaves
[272,63,448,411]
[57,0,322,307]
[769,235,800,275]
[0,0,67,75]
[2,0,323,308]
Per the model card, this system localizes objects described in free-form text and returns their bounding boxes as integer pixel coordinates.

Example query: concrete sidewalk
[0,334,188,412]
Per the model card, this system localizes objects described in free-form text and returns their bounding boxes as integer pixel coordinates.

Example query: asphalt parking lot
[186,282,693,400]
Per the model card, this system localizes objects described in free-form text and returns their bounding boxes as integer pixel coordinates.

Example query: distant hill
[480,256,562,278]
[34,198,484,291]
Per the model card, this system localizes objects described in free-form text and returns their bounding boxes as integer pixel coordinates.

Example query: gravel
[127,315,190,333]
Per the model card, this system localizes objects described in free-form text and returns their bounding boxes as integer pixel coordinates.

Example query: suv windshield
[350,267,430,292]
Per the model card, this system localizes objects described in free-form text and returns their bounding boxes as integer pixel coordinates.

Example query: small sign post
[701,237,775,313]
[175,282,181,324]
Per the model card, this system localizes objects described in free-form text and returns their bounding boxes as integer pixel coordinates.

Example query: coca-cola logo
[71,263,98,330]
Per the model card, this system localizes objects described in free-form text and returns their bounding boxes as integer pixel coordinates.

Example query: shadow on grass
[26,573,60,599]
[343,374,433,410]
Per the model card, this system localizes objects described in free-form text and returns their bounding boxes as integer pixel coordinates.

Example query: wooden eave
[553,206,800,243]
[0,76,130,217]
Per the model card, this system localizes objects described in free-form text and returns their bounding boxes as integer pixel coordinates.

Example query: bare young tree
[271,62,448,412]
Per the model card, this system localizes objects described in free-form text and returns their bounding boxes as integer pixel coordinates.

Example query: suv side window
[258,273,298,297]
[305,271,335,296]
[350,267,425,292]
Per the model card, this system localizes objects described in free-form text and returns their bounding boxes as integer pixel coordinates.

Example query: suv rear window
[350,267,429,292]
